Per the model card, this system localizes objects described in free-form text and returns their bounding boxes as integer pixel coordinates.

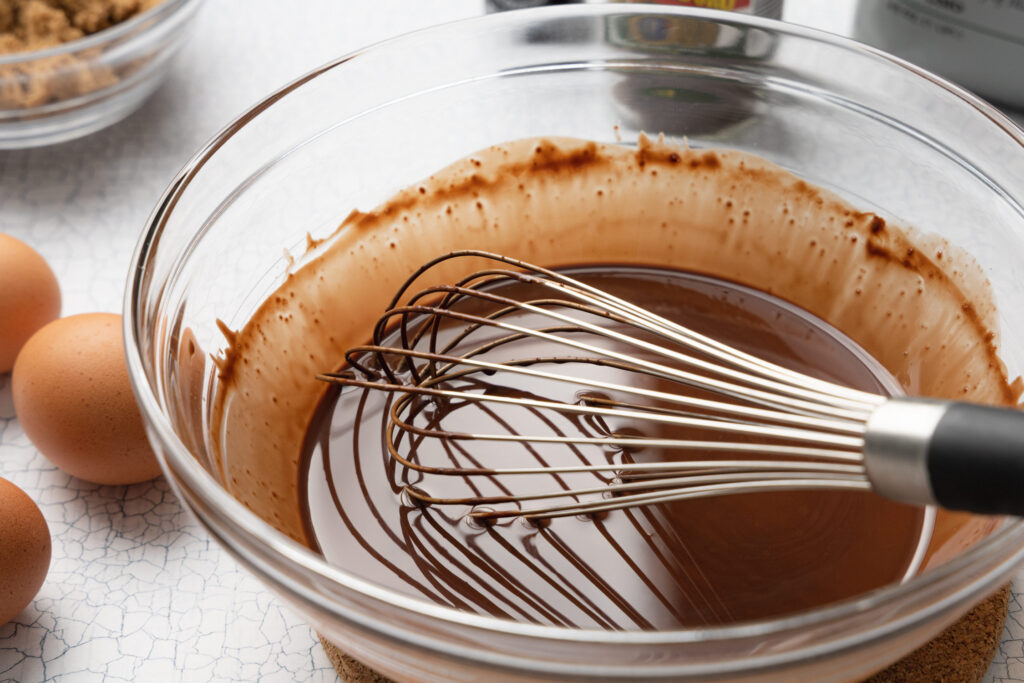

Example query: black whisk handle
[927,402,1024,516]
[864,399,1024,517]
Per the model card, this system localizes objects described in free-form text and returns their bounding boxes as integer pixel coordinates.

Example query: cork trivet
[318,584,1011,682]
[318,635,391,683]
[866,583,1010,683]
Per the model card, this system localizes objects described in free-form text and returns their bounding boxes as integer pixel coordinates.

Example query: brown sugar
[0,0,165,108]
[0,0,163,54]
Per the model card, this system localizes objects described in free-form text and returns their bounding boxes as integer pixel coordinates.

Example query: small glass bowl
[0,0,202,149]
[126,6,1024,681]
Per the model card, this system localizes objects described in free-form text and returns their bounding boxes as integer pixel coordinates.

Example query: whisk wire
[404,462,867,505]
[320,251,896,520]
[326,345,870,431]
[441,253,882,405]
[463,478,875,520]
[376,288,881,416]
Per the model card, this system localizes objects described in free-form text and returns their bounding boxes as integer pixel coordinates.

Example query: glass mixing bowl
[125,6,1024,681]
[0,0,202,149]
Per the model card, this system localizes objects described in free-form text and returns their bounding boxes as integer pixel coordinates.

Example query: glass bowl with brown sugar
[0,0,202,148]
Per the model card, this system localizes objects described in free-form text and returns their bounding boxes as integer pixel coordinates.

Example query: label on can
[619,0,782,18]
[488,0,783,18]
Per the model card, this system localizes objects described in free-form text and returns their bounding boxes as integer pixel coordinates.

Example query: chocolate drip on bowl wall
[210,135,1016,578]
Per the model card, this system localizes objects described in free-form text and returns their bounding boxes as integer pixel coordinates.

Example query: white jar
[853,0,1024,109]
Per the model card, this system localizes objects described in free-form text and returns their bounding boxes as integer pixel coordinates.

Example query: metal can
[486,0,578,10]
[613,0,782,19]
[853,0,1024,109]
[484,0,784,136]
[488,0,782,18]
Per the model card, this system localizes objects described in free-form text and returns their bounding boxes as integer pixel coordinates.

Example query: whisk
[318,250,1024,520]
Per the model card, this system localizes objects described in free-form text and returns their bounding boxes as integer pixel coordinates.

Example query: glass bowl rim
[125,2,1024,656]
[0,0,201,67]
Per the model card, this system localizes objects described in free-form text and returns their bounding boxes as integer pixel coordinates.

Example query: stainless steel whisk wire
[320,250,1024,520]
[319,251,887,519]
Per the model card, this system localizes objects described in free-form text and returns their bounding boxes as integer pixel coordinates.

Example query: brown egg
[0,233,61,373]
[12,313,162,485]
[0,478,51,627]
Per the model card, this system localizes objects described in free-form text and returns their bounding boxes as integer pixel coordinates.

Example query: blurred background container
[853,0,1024,110]
[488,0,782,17]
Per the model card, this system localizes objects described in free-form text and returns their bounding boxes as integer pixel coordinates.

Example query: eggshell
[12,313,162,485]
[0,478,51,627]
[0,233,61,373]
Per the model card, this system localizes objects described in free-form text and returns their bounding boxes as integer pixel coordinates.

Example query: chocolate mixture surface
[301,266,926,627]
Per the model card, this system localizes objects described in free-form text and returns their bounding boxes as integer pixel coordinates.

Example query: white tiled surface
[0,1,1021,681]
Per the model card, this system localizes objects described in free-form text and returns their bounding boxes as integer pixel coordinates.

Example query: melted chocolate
[300,266,926,629]
[213,137,1015,550]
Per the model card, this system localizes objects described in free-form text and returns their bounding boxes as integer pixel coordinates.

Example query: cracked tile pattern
[0,2,480,681]
[0,373,340,683]
[0,1,1021,681]
[990,589,1024,683]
